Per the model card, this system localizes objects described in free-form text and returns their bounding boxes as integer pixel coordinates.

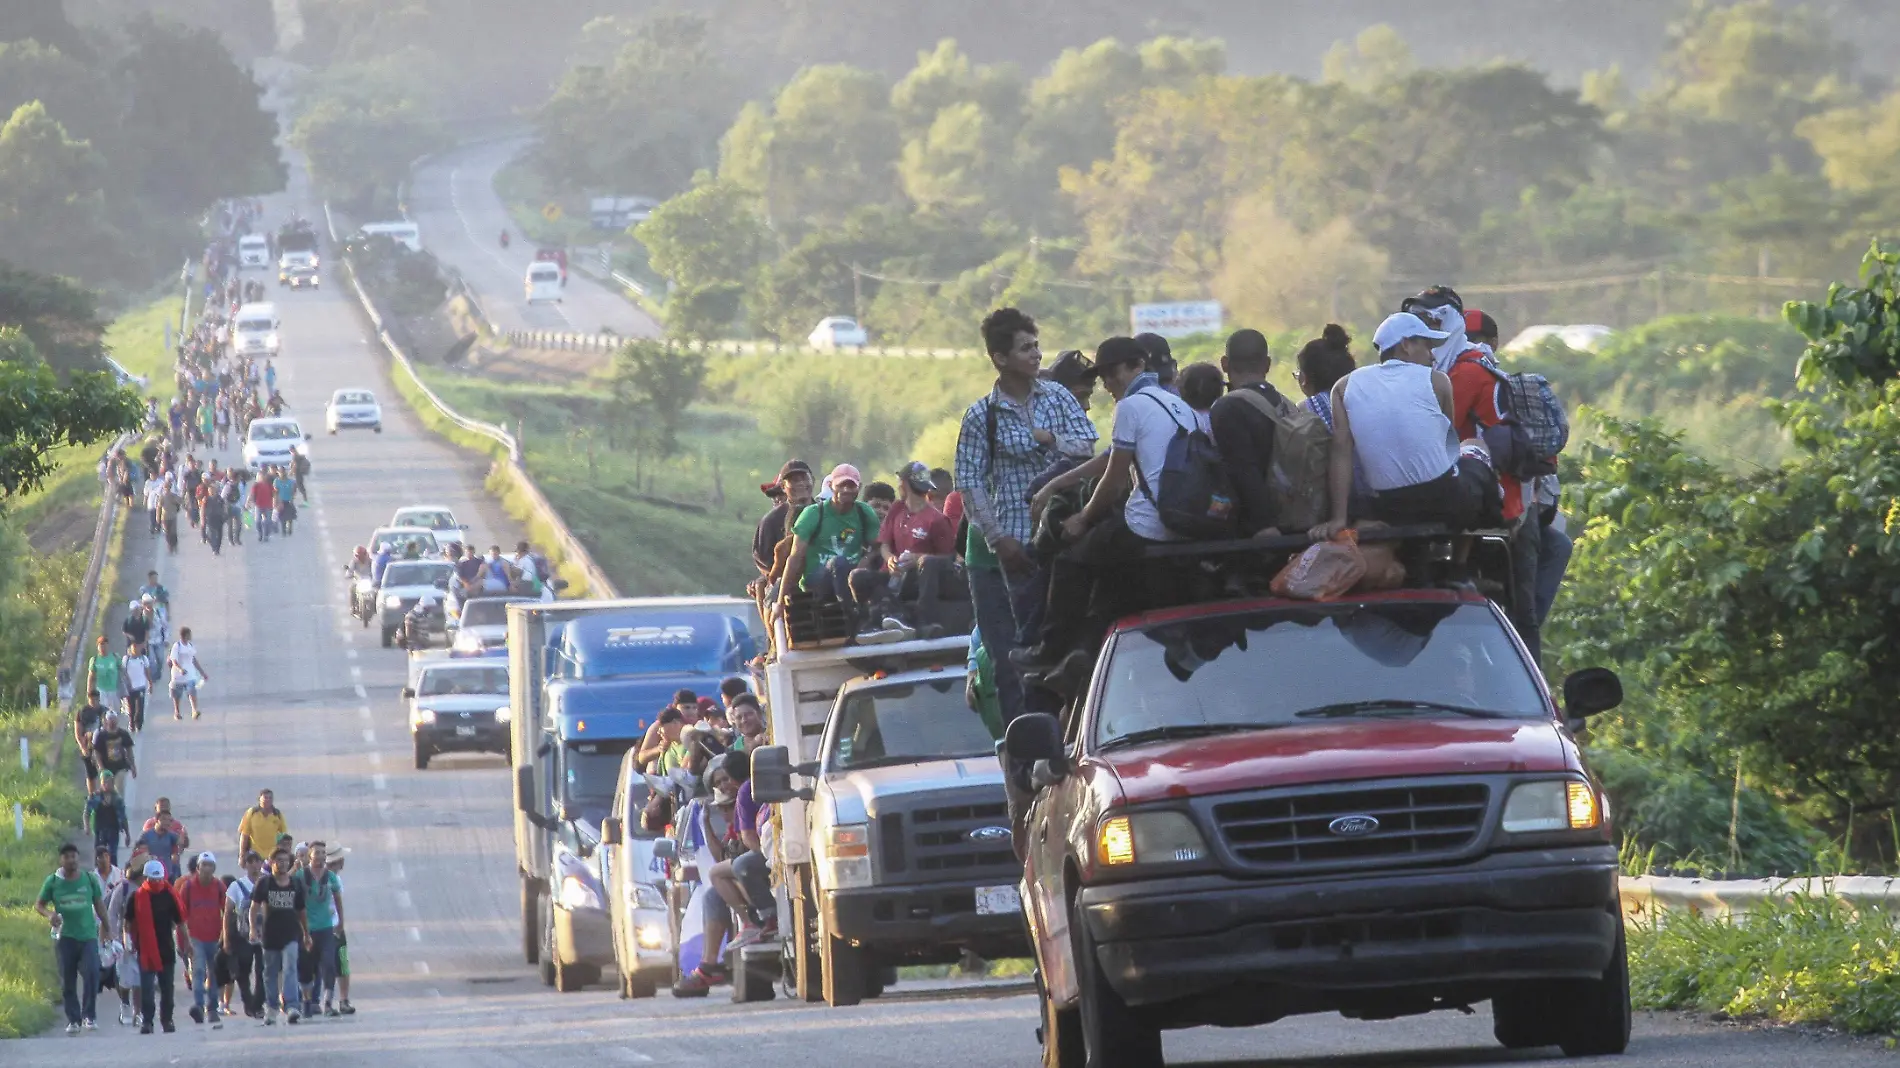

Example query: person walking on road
[250,471,276,542]
[123,645,150,733]
[168,628,208,721]
[85,636,123,717]
[125,858,186,1034]
[224,852,265,1019]
[86,772,131,865]
[74,689,108,795]
[135,800,184,880]
[177,852,227,1026]
[295,841,345,1017]
[237,790,287,860]
[90,710,137,787]
[104,862,141,1026]
[251,849,309,1025]
[37,842,107,1034]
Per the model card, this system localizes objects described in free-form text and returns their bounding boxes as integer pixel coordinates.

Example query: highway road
[406,138,662,340]
[8,174,1888,1068]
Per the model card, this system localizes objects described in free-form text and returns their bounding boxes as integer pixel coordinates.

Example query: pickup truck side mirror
[558,801,578,823]
[749,745,811,804]
[651,838,678,862]
[400,686,415,700]
[1562,667,1624,720]
[1004,713,1066,790]
[601,817,623,846]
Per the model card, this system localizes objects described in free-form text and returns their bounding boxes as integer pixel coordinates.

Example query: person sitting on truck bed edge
[1309,312,1499,541]
[784,464,881,630]
[1012,337,1188,695]
[1209,329,1295,538]
[851,461,958,635]
[954,307,1098,726]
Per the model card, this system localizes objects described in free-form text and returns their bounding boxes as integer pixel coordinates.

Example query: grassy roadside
[0,707,86,1038]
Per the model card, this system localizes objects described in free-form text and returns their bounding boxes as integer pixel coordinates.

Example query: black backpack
[1131,391,1237,540]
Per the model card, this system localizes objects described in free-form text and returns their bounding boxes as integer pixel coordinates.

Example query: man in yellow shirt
[237,789,287,859]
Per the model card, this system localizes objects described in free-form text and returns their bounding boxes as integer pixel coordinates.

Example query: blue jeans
[190,938,219,1010]
[308,927,339,1002]
[56,936,99,1025]
[263,943,299,1013]
[968,564,1025,725]
[1536,522,1573,626]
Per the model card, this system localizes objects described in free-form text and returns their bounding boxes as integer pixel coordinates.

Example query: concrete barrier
[1620,874,1900,918]
[498,330,977,360]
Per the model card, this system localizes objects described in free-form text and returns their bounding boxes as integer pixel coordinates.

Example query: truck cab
[749,629,1027,1007]
[1001,582,1630,1067]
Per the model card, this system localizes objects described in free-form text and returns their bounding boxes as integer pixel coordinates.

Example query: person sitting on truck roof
[1309,313,1498,541]
[1209,330,1298,538]
[784,464,881,627]
[671,754,749,995]
[728,694,767,751]
[1012,337,1192,694]
[751,459,814,584]
[852,461,959,635]
[636,707,687,775]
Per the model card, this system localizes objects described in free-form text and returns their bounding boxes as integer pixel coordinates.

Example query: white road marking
[362,728,375,743]
[349,666,362,681]
[358,705,372,721]
[367,751,381,766]
[413,960,430,975]
[428,988,441,999]
[345,649,357,661]
[372,773,387,791]
[377,799,392,816]
[408,926,421,942]
[353,684,367,700]
[392,862,406,881]
[384,828,399,850]
[397,889,413,909]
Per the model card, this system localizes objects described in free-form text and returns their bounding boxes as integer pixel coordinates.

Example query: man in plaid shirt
[954,308,1097,724]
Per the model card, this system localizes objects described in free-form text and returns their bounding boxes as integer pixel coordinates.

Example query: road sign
[1131,300,1223,339]
[542,202,564,222]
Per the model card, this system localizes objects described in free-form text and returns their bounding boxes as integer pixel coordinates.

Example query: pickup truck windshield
[238,318,271,333]
[251,423,298,441]
[396,511,454,530]
[565,742,632,806]
[460,598,525,628]
[828,678,993,771]
[419,665,509,696]
[1094,602,1545,748]
[336,392,373,405]
[383,562,449,588]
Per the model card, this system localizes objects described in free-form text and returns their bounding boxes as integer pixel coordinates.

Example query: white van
[525,261,564,304]
[231,302,281,357]
[237,233,270,270]
[358,221,422,253]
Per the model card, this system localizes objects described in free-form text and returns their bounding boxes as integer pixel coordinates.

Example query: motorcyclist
[499,229,511,249]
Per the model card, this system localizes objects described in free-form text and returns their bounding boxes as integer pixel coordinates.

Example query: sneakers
[189,1005,203,1024]
[64,1022,79,1036]
[161,1020,176,1033]
[286,1008,300,1024]
[140,1022,153,1035]
[118,1006,131,1026]
[207,1008,221,1026]
[671,968,716,997]
[730,924,767,947]
[325,1002,339,1018]
[84,1019,96,1031]
[339,1001,356,1016]
[264,1011,277,1026]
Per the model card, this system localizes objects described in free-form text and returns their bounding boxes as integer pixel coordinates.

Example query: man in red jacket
[124,859,186,1034]
[177,851,228,1025]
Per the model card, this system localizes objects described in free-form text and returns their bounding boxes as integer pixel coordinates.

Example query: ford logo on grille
[1328,815,1380,837]
[968,826,1011,843]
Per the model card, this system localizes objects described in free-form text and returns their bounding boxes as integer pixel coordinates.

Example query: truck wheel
[554,958,595,993]
[1492,986,1561,1049]
[1556,920,1632,1057]
[521,881,541,965]
[821,929,869,1007]
[622,971,656,999]
[412,741,430,771]
[538,895,557,986]
[381,625,395,648]
[790,867,824,1002]
[1039,968,1084,1068]
[1070,898,1162,1068]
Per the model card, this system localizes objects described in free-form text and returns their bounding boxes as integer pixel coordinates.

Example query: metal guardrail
[324,202,620,600]
[500,330,976,360]
[1620,874,1900,917]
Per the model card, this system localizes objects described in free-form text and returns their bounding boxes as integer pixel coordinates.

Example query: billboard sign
[1131,300,1223,339]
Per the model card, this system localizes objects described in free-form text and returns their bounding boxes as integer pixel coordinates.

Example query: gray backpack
[1229,388,1332,532]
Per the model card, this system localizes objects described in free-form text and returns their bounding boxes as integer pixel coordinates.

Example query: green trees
[607,341,706,456]
[636,181,771,339]
[291,96,447,214]
[0,103,113,284]
[117,16,284,214]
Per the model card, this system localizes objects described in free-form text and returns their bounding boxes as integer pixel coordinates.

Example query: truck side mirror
[1562,667,1624,720]
[651,838,678,862]
[514,765,534,814]
[1003,713,1066,790]
[400,686,415,700]
[601,817,623,846]
[750,745,810,804]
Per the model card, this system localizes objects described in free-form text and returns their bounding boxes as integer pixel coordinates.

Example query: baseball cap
[1372,313,1450,354]
[1401,285,1464,316]
[775,459,813,484]
[1041,350,1097,389]
[1464,309,1499,340]
[197,851,216,866]
[896,461,936,494]
[100,770,114,781]
[1094,336,1148,374]
[1134,333,1177,383]
[143,860,166,879]
[826,463,862,489]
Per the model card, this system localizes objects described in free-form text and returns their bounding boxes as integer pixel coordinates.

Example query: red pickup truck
[1003,587,1628,1068]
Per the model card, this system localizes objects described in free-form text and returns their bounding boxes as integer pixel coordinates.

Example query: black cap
[1041,350,1097,389]
[776,459,812,484]
[1401,286,1464,316]
[1133,333,1177,383]
[1094,337,1148,374]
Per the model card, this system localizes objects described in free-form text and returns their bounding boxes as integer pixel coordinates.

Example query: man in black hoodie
[1209,329,1292,537]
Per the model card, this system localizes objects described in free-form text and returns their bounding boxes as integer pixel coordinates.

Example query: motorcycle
[500,230,511,249]
[395,587,448,650]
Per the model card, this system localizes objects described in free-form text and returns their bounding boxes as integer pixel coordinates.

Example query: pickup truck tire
[789,868,824,1002]
[621,971,656,999]
[381,625,396,648]
[821,931,869,1007]
[412,741,430,770]
[521,881,541,964]
[1039,970,1084,1068]
[1557,920,1632,1057]
[1071,898,1163,1068]
[538,895,557,986]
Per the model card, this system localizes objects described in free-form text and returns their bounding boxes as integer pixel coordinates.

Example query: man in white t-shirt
[225,852,264,1019]
[167,628,210,721]
[1013,337,1186,692]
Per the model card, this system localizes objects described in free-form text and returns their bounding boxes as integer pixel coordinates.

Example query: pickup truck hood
[826,756,1003,824]
[1102,718,1577,807]
[413,694,505,714]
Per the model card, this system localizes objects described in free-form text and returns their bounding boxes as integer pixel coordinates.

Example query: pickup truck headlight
[1097,812,1209,867]
[383,595,403,608]
[1501,780,1600,833]
[453,632,482,653]
[821,823,873,890]
[559,875,602,910]
[631,883,665,910]
[494,705,511,725]
[414,708,437,725]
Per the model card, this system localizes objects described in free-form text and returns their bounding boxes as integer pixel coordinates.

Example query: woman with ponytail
[1295,324,1358,430]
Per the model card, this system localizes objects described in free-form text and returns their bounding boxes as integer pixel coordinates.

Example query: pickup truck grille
[1212,782,1489,870]
[875,801,1017,884]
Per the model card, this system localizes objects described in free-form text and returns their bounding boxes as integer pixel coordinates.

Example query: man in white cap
[126,857,186,1034]
[783,463,882,626]
[177,851,227,1025]
[1310,312,1494,538]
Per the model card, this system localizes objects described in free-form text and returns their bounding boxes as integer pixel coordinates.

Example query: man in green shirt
[36,842,106,1032]
[785,464,880,622]
[86,635,123,708]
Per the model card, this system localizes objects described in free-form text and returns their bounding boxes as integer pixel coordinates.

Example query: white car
[389,505,468,551]
[327,388,383,434]
[367,526,443,560]
[242,416,309,471]
[231,302,281,358]
[237,233,270,269]
[808,316,868,349]
[1503,324,1615,354]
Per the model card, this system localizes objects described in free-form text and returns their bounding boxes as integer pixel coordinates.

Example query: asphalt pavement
[406,138,662,340]
[7,168,1887,1066]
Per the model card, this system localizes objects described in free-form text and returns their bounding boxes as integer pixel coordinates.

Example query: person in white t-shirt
[1013,337,1185,691]
[224,852,264,1019]
[121,647,150,733]
[167,628,210,721]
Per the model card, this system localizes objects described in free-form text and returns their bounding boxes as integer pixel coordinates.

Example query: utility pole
[851,265,863,323]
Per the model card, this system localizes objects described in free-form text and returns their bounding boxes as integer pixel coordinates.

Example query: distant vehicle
[279,263,320,290]
[326,389,382,434]
[1504,324,1615,354]
[230,302,280,358]
[367,525,443,561]
[808,316,869,350]
[526,261,564,304]
[534,248,568,280]
[404,655,511,769]
[451,595,531,657]
[389,505,468,551]
[242,416,309,471]
[365,558,455,648]
[358,221,422,253]
[237,233,270,269]
[278,222,319,272]
[104,357,148,392]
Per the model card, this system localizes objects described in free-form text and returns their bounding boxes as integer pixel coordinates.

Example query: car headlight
[1501,780,1601,833]
[635,922,666,949]
[415,708,437,725]
[383,595,403,608]
[560,875,602,910]
[1096,811,1209,867]
[631,883,665,910]
[494,705,511,724]
[453,631,481,652]
[820,823,873,890]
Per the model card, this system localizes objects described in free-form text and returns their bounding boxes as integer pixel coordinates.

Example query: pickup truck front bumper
[825,881,1029,960]
[556,904,614,968]
[1078,845,1620,1009]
